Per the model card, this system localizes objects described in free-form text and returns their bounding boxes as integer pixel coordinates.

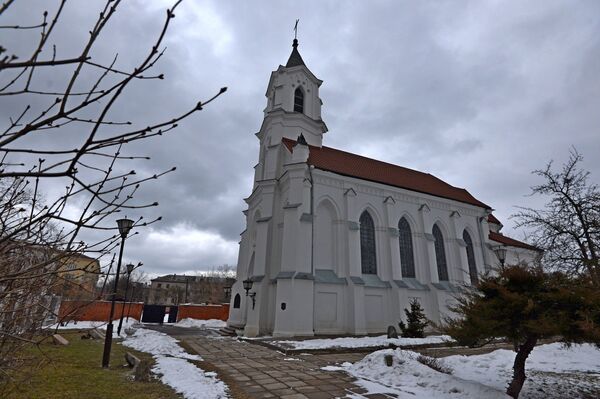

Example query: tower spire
[286,19,305,68]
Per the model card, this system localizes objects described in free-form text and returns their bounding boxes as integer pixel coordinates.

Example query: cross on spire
[293,19,299,40]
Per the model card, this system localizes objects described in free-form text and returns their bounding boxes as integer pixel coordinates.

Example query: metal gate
[167,306,178,323]
[141,304,166,323]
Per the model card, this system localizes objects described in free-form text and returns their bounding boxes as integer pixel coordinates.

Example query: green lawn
[4,330,181,399]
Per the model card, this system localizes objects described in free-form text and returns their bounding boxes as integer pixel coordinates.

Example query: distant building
[57,253,101,299]
[149,274,234,305]
[227,39,541,337]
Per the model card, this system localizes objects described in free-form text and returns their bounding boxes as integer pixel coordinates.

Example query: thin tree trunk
[506,335,538,398]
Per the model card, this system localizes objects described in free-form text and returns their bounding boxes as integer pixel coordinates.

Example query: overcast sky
[3,0,600,278]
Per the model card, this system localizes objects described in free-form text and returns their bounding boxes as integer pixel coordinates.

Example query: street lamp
[117,263,135,336]
[242,279,256,309]
[102,218,134,368]
[494,246,507,268]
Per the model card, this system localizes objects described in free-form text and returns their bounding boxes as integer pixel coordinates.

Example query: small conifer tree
[399,298,428,338]
[443,265,600,399]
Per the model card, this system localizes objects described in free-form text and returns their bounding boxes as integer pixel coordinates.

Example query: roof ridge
[284,138,464,190]
[281,137,490,209]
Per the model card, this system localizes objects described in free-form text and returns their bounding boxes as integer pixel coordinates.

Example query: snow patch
[175,318,227,329]
[276,334,452,350]
[337,348,508,398]
[329,344,600,399]
[48,319,138,337]
[122,328,200,360]
[153,356,228,399]
[122,328,229,398]
[443,343,600,395]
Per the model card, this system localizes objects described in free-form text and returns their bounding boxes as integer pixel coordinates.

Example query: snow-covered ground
[122,328,229,399]
[175,318,226,329]
[275,334,452,350]
[325,343,600,399]
[444,343,600,398]
[48,318,138,337]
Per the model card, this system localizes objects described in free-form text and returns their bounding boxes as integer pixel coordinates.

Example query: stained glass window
[463,230,478,285]
[432,225,449,281]
[360,211,377,274]
[398,217,415,278]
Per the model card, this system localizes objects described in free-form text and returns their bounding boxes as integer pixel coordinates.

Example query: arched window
[360,211,377,274]
[398,217,415,278]
[294,87,304,113]
[463,230,478,285]
[432,225,449,281]
[233,293,241,309]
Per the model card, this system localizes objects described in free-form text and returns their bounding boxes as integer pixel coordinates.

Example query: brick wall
[59,300,143,322]
[177,303,230,322]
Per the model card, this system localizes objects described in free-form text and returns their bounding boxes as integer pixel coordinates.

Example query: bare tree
[514,149,600,286]
[0,0,225,389]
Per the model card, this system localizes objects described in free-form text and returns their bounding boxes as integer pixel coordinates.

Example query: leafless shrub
[0,0,225,391]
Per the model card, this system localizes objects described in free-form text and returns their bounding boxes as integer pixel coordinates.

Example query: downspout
[477,215,490,272]
[308,163,315,334]
[309,164,315,275]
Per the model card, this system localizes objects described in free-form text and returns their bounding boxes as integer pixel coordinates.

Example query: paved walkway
[147,326,383,399]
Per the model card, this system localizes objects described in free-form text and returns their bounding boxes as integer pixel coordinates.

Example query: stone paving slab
[152,327,370,398]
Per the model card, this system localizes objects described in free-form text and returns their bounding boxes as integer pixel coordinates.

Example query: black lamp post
[242,278,256,309]
[117,263,135,336]
[494,246,507,268]
[102,218,134,368]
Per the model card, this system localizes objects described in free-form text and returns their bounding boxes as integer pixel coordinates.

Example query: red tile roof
[282,138,491,209]
[489,231,541,252]
[488,213,502,225]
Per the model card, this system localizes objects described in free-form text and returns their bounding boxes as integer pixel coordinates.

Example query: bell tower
[258,38,328,151]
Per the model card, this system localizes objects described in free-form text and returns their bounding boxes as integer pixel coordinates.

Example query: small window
[166,284,170,288]
[294,87,304,113]
[157,283,162,288]
[233,294,241,309]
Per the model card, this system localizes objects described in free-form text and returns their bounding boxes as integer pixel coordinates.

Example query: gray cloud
[3,0,600,274]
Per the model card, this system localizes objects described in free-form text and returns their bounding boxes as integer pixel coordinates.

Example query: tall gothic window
[233,293,241,309]
[294,87,304,113]
[360,211,377,274]
[463,230,478,285]
[432,225,449,281]
[398,217,415,278]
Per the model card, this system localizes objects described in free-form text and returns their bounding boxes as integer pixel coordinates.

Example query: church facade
[226,39,539,337]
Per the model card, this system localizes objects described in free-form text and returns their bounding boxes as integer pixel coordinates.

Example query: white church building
[226,39,540,337]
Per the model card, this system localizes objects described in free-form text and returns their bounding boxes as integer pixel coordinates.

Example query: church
[226,38,540,337]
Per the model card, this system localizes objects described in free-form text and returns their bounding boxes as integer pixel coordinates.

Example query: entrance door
[167,306,178,323]
[141,304,166,323]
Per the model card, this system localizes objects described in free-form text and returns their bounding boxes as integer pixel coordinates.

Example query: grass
[4,330,181,399]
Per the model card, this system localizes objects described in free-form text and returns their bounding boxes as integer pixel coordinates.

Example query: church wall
[310,169,491,328]
[313,283,346,334]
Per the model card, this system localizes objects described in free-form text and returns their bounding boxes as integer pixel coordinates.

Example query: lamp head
[116,218,134,238]
[494,246,507,264]
[242,279,253,295]
[126,263,135,274]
